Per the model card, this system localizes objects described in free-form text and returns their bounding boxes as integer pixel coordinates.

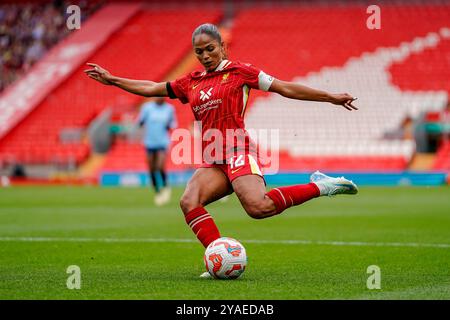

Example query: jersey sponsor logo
[192,98,222,115]
[200,87,213,101]
[192,83,200,89]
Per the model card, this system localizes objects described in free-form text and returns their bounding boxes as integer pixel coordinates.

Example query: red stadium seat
[0,8,222,167]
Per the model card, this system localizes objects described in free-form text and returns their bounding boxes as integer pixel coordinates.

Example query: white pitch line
[0,237,449,249]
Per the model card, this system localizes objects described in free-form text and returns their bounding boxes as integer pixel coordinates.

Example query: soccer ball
[204,237,247,279]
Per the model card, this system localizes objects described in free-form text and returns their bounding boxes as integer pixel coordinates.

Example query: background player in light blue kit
[138,96,177,205]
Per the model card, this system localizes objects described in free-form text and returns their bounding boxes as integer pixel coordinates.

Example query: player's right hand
[329,93,358,111]
[84,63,113,85]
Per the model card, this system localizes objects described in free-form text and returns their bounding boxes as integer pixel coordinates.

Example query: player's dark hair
[192,23,227,59]
[192,23,222,45]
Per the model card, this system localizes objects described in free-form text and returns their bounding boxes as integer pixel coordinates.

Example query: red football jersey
[167,60,274,164]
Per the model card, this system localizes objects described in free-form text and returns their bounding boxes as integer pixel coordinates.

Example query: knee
[243,197,277,219]
[179,193,200,215]
[244,203,268,220]
[179,195,191,214]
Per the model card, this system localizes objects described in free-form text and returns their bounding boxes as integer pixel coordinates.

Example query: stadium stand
[389,36,450,171]
[230,4,449,171]
[0,2,140,168]
[101,4,449,175]
[0,1,104,93]
[0,2,448,182]
[0,5,222,171]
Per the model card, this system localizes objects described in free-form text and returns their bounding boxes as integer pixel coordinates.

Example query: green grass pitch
[0,185,449,299]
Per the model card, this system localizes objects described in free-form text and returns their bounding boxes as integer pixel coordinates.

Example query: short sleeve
[167,74,190,104]
[240,63,275,91]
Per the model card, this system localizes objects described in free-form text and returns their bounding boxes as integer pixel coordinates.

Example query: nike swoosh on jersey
[231,167,243,174]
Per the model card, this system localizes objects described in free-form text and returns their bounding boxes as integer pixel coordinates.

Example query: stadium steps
[77,153,107,179]
[408,153,437,171]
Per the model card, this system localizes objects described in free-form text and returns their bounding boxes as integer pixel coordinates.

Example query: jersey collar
[201,60,231,76]
[214,59,230,72]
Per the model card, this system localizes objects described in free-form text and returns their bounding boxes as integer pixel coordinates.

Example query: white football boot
[310,171,358,196]
[154,191,164,206]
[154,187,171,206]
[157,187,171,205]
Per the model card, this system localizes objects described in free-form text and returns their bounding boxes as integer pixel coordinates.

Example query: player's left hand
[330,93,358,111]
[84,63,113,85]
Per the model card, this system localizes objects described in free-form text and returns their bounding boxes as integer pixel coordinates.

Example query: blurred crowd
[0,0,104,93]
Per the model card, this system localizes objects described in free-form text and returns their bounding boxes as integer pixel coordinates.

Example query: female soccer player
[85,23,358,275]
[138,96,177,206]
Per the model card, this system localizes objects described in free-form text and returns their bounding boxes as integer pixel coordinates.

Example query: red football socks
[266,183,320,215]
[184,185,319,245]
[185,206,221,248]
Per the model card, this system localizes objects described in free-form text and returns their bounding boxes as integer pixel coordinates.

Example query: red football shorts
[200,154,265,183]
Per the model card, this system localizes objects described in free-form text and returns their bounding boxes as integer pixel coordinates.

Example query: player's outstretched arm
[84,63,168,97]
[269,79,358,111]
